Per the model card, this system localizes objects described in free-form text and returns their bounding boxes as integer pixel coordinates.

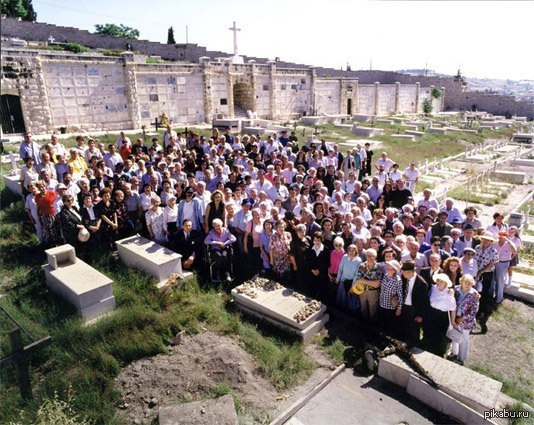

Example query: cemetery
[1,6,533,425]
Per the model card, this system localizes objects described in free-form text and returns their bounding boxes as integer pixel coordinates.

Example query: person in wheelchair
[204,218,236,283]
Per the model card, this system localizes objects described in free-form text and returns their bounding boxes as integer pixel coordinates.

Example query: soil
[115,331,279,424]
[115,330,337,424]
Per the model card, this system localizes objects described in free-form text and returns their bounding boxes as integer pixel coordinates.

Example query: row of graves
[35,233,527,424]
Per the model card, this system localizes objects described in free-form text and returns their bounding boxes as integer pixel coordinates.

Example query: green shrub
[63,43,89,54]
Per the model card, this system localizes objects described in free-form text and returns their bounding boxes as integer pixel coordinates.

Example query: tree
[167,26,176,44]
[1,0,37,21]
[422,98,433,116]
[94,23,139,39]
[431,87,442,100]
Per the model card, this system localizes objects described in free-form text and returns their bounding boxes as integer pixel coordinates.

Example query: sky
[32,0,533,81]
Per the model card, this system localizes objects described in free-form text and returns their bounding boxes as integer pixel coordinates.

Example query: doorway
[347,98,353,115]
[0,95,26,134]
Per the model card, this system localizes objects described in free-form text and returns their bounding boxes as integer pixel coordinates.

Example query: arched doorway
[347,98,353,115]
[232,83,254,117]
[0,95,26,134]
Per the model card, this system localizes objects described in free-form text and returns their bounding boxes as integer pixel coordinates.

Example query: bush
[63,43,89,54]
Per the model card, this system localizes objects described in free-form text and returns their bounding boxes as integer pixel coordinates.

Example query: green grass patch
[0,198,314,423]
[448,185,508,206]
[468,362,533,408]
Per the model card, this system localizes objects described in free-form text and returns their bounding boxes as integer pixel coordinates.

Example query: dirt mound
[115,331,278,424]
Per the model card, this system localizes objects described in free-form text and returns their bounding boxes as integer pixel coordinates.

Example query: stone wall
[1,48,446,133]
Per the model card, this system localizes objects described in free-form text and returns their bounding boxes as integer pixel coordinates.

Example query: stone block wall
[356,85,376,115]
[41,59,131,131]
[378,84,396,115]
[398,84,419,113]
[315,80,341,115]
[273,72,312,117]
[135,65,205,125]
[255,74,271,117]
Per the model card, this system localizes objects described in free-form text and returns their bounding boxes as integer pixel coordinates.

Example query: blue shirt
[337,254,362,283]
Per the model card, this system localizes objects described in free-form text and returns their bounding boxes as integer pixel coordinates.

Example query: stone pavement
[284,369,455,425]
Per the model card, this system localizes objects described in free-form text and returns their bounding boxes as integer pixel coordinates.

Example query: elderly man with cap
[400,260,431,347]
[177,186,203,232]
[19,132,42,165]
[474,232,499,333]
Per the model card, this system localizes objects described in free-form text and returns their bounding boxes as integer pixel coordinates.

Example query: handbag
[390,294,399,309]
[342,279,352,292]
[446,325,463,342]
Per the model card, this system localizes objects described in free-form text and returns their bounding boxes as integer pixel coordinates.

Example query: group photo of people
[19,125,523,366]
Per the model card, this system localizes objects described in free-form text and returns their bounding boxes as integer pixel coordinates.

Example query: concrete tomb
[116,235,192,288]
[391,134,416,141]
[351,125,384,137]
[42,245,115,322]
[377,347,502,416]
[231,277,329,342]
[512,133,534,144]
[301,116,329,126]
[491,170,526,184]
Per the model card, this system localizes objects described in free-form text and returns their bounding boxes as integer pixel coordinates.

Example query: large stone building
[1,17,443,134]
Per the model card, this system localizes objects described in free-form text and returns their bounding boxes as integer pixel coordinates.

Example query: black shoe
[480,323,488,334]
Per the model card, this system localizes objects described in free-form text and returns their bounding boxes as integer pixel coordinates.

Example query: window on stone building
[263,85,269,91]
[347,86,353,92]
[281,85,286,90]
[220,98,228,105]
[301,78,306,84]
[149,94,159,101]
[291,85,297,90]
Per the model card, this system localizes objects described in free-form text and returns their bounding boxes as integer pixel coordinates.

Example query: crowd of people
[19,125,523,365]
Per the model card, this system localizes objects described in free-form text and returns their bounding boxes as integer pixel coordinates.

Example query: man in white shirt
[103,144,123,170]
[267,176,289,201]
[116,131,131,149]
[440,198,463,224]
[375,152,395,173]
[254,170,273,193]
[162,125,177,148]
[403,161,420,192]
[417,189,439,210]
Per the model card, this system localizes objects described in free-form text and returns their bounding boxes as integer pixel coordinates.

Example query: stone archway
[0,94,26,134]
[232,83,254,117]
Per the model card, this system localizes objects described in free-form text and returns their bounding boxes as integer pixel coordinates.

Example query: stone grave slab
[231,278,328,342]
[2,174,23,196]
[462,154,495,163]
[407,375,495,425]
[325,114,350,124]
[513,116,528,122]
[116,235,190,288]
[334,123,353,129]
[376,119,393,125]
[301,116,328,126]
[428,127,448,134]
[512,133,534,143]
[405,130,425,137]
[352,114,374,122]
[400,124,418,131]
[492,170,526,184]
[42,244,115,322]
[494,145,518,153]
[159,394,238,425]
[510,158,534,167]
[351,125,384,137]
[377,348,502,414]
[265,125,291,133]
[391,134,416,141]
[242,126,265,135]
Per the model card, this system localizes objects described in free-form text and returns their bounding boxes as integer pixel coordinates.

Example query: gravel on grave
[115,331,279,424]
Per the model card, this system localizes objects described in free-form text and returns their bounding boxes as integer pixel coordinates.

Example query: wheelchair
[204,243,235,283]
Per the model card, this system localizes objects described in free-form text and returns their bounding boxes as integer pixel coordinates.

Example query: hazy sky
[32,0,533,80]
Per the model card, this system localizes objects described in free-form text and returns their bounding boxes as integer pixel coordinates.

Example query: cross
[48,36,55,43]
[228,21,241,56]
[0,328,51,399]
[151,117,161,131]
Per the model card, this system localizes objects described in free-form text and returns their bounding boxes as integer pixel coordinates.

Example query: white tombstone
[42,245,115,322]
[116,235,190,288]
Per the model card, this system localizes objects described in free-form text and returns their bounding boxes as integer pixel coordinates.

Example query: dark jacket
[419,267,445,288]
[401,273,431,319]
[175,228,202,260]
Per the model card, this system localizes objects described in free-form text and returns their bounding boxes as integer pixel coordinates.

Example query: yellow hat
[350,280,365,295]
